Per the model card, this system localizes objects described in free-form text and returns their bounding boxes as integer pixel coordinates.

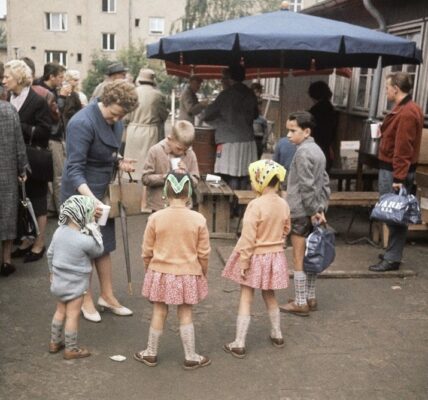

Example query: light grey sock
[268,308,282,339]
[65,330,78,351]
[179,323,202,362]
[294,271,307,306]
[229,314,251,348]
[50,318,64,344]
[141,327,162,357]
[306,272,317,300]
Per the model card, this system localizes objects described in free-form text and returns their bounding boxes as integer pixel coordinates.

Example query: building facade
[6,0,185,77]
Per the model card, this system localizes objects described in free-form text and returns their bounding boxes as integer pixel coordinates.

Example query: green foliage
[82,51,111,98]
[182,0,279,30]
[117,41,148,79]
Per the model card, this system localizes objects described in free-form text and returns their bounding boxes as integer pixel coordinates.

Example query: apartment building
[6,0,185,77]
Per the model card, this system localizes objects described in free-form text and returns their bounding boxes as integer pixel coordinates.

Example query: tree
[181,0,279,30]
[117,40,148,80]
[81,51,111,98]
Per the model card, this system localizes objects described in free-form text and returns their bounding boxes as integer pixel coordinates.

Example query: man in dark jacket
[369,72,423,272]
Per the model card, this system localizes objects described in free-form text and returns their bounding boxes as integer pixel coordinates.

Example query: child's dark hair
[165,172,192,199]
[288,111,316,131]
[267,176,280,188]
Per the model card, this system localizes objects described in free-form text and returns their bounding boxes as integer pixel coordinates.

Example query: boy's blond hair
[171,120,195,146]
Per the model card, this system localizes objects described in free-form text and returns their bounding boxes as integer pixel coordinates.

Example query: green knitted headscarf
[163,172,193,199]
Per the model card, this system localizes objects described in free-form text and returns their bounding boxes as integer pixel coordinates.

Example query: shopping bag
[17,182,40,238]
[303,224,336,274]
[370,188,411,226]
[404,193,422,224]
[104,172,142,218]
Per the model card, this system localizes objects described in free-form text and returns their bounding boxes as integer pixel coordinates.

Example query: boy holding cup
[142,120,200,212]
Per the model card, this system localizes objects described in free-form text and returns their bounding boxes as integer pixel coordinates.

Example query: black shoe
[23,247,46,263]
[11,245,32,258]
[369,259,400,272]
[1,263,16,277]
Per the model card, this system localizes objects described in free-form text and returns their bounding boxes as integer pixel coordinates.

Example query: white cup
[97,204,111,226]
[370,123,381,139]
[170,157,181,170]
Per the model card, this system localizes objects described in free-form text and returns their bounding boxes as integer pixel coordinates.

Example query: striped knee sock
[294,271,307,306]
[230,314,251,348]
[142,326,162,357]
[268,308,282,339]
[180,323,202,362]
[306,272,317,300]
[65,330,78,351]
[50,318,64,344]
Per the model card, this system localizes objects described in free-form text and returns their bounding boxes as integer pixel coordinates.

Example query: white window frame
[102,33,116,51]
[45,50,67,66]
[102,0,116,13]
[45,12,67,32]
[289,0,303,12]
[149,17,165,35]
[329,73,351,109]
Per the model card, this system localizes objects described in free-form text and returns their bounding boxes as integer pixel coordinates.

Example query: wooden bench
[195,180,236,239]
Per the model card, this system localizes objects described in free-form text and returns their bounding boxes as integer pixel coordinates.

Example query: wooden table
[329,168,378,191]
[195,180,236,239]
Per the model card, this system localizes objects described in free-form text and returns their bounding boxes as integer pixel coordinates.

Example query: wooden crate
[418,128,428,164]
[195,180,235,239]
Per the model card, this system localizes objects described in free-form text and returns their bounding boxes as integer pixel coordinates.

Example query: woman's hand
[119,158,136,173]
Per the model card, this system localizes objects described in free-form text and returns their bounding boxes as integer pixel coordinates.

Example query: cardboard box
[416,166,428,188]
[340,141,360,170]
[418,128,428,164]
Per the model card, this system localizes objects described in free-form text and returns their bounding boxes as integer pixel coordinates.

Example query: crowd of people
[0,60,423,368]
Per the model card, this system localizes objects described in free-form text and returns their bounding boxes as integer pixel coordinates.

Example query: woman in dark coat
[61,80,138,322]
[308,81,337,172]
[3,60,52,263]
[0,101,28,276]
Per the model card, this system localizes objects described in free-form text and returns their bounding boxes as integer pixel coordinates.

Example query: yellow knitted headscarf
[248,159,286,194]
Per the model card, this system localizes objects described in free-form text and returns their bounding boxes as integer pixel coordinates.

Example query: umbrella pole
[171,89,176,126]
[279,51,285,138]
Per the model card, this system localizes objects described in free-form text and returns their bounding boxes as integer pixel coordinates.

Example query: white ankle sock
[268,308,282,339]
[179,323,202,362]
[294,271,307,306]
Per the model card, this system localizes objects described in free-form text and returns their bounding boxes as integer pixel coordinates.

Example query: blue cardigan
[61,101,123,203]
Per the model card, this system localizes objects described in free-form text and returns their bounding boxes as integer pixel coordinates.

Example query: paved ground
[1,208,427,400]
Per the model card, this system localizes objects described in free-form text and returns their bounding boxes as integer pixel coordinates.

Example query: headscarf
[163,172,193,198]
[59,195,103,246]
[248,159,286,194]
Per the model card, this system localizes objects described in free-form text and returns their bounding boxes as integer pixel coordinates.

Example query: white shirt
[10,86,30,111]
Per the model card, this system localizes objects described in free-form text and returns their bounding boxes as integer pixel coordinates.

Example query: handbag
[104,172,143,218]
[303,224,336,274]
[370,187,418,226]
[17,181,40,238]
[26,129,53,182]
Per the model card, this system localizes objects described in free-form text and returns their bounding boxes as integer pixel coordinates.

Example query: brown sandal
[183,356,212,370]
[223,343,246,359]
[133,351,158,367]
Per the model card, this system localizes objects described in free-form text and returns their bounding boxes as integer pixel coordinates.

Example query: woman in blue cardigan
[61,81,138,322]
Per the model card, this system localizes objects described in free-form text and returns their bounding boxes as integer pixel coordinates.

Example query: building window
[45,12,67,31]
[102,33,116,51]
[77,53,82,63]
[149,17,165,35]
[354,68,374,110]
[135,18,140,28]
[289,0,303,12]
[102,0,116,13]
[331,74,350,108]
[45,50,67,66]
[77,15,82,25]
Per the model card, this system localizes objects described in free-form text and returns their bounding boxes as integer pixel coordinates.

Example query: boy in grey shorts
[279,111,330,316]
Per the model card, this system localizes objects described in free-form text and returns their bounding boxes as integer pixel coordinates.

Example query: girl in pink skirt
[222,159,290,358]
[134,172,211,370]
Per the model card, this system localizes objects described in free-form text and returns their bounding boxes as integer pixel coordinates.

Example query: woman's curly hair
[100,80,139,114]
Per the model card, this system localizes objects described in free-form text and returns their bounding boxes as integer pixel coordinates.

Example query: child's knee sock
[294,271,307,306]
[50,318,64,344]
[65,330,78,351]
[179,323,202,362]
[268,308,282,339]
[231,314,251,348]
[142,326,162,357]
[306,272,317,299]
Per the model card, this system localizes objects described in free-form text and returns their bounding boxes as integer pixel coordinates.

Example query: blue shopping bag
[303,224,336,274]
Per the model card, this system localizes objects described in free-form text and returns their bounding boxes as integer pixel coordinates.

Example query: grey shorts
[291,216,313,237]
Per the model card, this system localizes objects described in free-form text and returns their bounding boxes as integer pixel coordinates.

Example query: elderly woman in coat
[0,101,28,276]
[2,60,52,263]
[61,80,138,322]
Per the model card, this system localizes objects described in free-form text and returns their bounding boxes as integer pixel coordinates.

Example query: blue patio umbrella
[147,9,421,69]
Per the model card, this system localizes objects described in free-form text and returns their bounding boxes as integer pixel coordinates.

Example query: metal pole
[279,51,284,137]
